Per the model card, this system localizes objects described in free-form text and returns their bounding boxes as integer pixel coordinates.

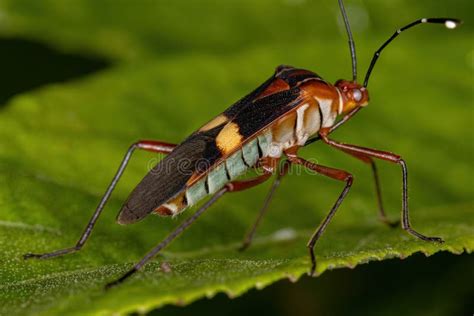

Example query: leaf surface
[0,0,472,315]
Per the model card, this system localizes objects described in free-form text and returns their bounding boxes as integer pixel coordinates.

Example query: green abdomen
[185,133,271,206]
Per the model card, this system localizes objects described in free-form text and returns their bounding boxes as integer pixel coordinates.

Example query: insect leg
[338,148,396,226]
[239,159,291,251]
[225,171,273,192]
[106,158,277,288]
[105,186,228,289]
[224,156,277,192]
[319,129,444,243]
[24,140,176,260]
[285,149,352,277]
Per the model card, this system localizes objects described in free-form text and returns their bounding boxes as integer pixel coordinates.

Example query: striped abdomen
[154,133,272,216]
[156,91,339,216]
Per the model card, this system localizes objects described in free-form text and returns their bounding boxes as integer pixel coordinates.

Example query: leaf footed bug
[23,0,461,288]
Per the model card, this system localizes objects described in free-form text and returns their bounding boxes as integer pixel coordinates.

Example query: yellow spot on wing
[199,114,228,131]
[216,122,243,155]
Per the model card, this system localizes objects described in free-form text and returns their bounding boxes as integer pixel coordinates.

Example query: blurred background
[155,252,474,316]
[0,0,472,315]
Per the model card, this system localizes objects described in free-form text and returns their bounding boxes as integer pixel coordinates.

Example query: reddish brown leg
[226,172,273,192]
[319,129,443,243]
[339,148,396,227]
[107,157,277,289]
[285,148,353,276]
[24,140,177,260]
[107,186,228,289]
[225,156,278,192]
[239,160,291,251]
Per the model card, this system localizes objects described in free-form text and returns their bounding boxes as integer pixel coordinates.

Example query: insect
[24,0,460,289]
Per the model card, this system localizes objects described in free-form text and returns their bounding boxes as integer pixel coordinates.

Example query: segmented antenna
[363,18,461,87]
[338,0,357,82]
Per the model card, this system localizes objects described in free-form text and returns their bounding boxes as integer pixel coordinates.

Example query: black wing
[116,124,224,224]
[116,65,321,224]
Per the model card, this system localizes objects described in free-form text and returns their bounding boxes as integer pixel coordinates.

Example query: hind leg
[24,140,176,260]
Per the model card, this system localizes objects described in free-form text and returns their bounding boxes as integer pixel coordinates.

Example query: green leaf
[0,0,472,315]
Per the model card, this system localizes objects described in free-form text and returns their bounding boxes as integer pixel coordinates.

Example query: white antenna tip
[445,20,458,29]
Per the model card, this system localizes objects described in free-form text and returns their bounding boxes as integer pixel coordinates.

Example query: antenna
[338,0,357,82]
[363,18,462,87]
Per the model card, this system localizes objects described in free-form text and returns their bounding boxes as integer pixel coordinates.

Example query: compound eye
[352,89,362,102]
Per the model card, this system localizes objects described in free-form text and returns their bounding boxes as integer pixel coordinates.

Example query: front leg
[319,128,443,243]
